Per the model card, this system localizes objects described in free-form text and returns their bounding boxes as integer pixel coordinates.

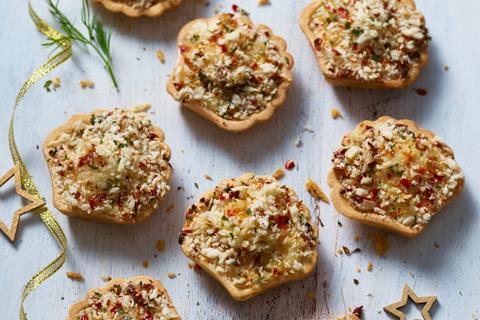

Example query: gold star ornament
[384,284,437,320]
[0,165,45,242]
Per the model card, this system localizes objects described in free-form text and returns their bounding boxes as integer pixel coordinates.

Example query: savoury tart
[167,12,294,132]
[68,276,180,320]
[44,108,172,225]
[93,0,182,18]
[328,116,464,237]
[300,0,430,88]
[179,173,318,301]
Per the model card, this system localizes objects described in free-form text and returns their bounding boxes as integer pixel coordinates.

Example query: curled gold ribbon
[10,4,72,319]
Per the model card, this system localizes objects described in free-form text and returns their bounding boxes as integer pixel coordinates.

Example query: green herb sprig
[44,0,118,88]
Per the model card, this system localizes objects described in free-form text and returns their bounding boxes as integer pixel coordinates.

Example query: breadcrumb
[52,77,61,89]
[167,272,177,279]
[80,79,95,89]
[156,50,166,63]
[258,0,270,5]
[156,240,166,252]
[370,232,389,257]
[101,275,112,282]
[330,108,342,119]
[272,168,285,180]
[367,261,373,272]
[142,260,149,268]
[166,203,175,213]
[305,179,330,203]
[66,271,84,281]
[305,291,316,300]
[132,103,151,112]
[204,174,213,181]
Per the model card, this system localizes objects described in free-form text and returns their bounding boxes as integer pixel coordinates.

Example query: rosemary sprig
[44,0,118,88]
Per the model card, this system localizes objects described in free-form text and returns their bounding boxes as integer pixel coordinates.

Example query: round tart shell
[43,109,172,225]
[299,0,429,89]
[327,116,464,238]
[167,15,294,132]
[180,173,318,301]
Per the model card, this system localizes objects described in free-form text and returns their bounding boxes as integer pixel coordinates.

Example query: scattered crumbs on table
[167,272,177,279]
[284,160,295,170]
[444,64,449,71]
[370,232,389,257]
[204,174,213,181]
[101,275,112,282]
[80,79,95,89]
[367,261,374,272]
[305,179,330,203]
[156,240,166,252]
[413,87,428,96]
[353,279,359,286]
[408,272,415,278]
[434,242,440,249]
[66,271,84,281]
[336,247,344,255]
[305,291,316,300]
[354,233,362,241]
[166,203,175,213]
[258,0,270,5]
[194,182,199,189]
[272,168,285,180]
[337,221,343,227]
[142,260,149,268]
[330,108,342,119]
[355,265,361,273]
[156,50,166,63]
[342,246,351,256]
[133,103,151,112]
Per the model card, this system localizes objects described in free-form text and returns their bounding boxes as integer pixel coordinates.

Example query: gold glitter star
[384,284,437,320]
[0,165,45,242]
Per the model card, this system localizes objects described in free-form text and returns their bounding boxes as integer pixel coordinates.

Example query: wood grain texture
[0,0,479,319]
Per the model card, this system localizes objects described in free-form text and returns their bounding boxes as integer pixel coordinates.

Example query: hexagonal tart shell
[67,276,180,319]
[299,0,429,89]
[179,173,318,301]
[93,0,182,18]
[328,116,464,238]
[43,109,172,225]
[167,14,294,132]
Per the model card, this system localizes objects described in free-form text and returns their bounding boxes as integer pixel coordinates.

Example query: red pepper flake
[353,305,363,318]
[147,132,158,140]
[284,160,296,170]
[179,45,188,53]
[413,88,428,96]
[81,315,89,320]
[232,4,239,12]
[399,178,412,189]
[314,38,323,51]
[337,7,349,19]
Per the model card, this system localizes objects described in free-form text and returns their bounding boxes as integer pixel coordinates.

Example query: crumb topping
[332,118,464,229]
[171,13,292,120]
[180,174,317,289]
[111,0,165,9]
[75,278,179,320]
[46,109,171,223]
[308,0,429,81]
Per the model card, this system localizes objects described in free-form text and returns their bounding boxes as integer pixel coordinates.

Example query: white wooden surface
[0,1,479,319]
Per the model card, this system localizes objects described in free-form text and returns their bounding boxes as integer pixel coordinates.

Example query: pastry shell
[167,15,294,132]
[327,116,464,238]
[93,0,182,18]
[67,275,180,319]
[299,0,428,89]
[43,109,172,225]
[180,173,318,301]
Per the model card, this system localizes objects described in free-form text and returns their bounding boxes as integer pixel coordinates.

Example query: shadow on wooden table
[178,73,307,168]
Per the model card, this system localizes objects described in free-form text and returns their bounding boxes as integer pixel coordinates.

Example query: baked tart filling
[44,108,171,224]
[180,174,317,299]
[93,0,181,17]
[304,0,429,82]
[331,117,464,230]
[71,277,179,320]
[169,12,293,121]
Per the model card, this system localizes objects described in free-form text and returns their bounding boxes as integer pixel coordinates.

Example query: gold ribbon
[9,4,72,319]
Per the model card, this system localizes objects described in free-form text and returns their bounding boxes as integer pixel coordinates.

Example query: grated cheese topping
[332,118,464,229]
[307,0,429,81]
[75,278,179,320]
[171,13,292,120]
[180,174,317,289]
[46,109,171,223]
